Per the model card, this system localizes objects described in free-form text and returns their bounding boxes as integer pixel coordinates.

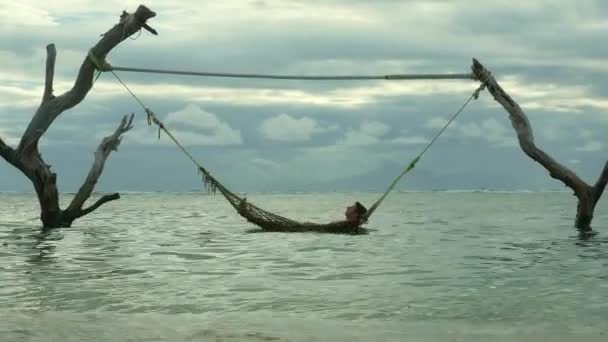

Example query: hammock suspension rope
[88,50,489,230]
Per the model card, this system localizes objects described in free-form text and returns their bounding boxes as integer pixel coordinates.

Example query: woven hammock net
[198,167,363,233]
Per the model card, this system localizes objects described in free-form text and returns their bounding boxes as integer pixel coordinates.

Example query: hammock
[147,115,375,234]
[90,52,488,233]
[199,166,363,234]
[140,77,484,234]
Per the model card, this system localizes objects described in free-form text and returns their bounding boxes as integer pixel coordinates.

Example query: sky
[0,0,607,193]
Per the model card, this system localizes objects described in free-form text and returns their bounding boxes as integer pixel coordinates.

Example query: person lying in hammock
[311,201,369,233]
[237,197,368,234]
[320,201,369,233]
[344,201,368,225]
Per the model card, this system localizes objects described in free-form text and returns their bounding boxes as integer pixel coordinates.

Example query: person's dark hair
[354,201,368,223]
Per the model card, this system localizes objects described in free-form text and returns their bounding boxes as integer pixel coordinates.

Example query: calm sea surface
[1,192,608,341]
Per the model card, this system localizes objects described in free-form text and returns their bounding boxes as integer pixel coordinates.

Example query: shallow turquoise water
[1,192,608,341]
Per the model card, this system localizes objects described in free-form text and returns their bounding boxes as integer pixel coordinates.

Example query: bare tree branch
[17,5,156,155]
[471,58,592,196]
[43,44,56,101]
[595,161,608,202]
[57,6,156,112]
[0,137,26,173]
[471,58,603,231]
[0,137,16,170]
[76,193,121,218]
[65,113,134,215]
[0,5,157,229]
[0,137,12,160]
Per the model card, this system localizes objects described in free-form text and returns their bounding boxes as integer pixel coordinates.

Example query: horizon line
[0,189,571,195]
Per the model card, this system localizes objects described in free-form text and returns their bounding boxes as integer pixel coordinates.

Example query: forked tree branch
[58,7,156,112]
[65,113,134,217]
[595,161,608,202]
[471,58,606,231]
[43,44,56,101]
[0,137,12,160]
[0,5,156,229]
[0,137,24,172]
[471,58,592,196]
[17,5,156,155]
[77,193,121,218]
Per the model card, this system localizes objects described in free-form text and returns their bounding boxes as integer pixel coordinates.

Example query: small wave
[150,251,216,260]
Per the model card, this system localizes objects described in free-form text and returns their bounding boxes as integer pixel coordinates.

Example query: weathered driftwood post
[0,5,156,229]
[471,59,607,233]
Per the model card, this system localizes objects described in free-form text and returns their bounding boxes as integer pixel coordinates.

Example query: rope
[86,50,471,81]
[90,47,490,223]
[88,49,473,81]
[362,77,490,220]
[145,108,204,170]
[101,68,205,170]
[107,66,474,81]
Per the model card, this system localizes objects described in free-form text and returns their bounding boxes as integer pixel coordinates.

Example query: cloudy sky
[1,0,607,193]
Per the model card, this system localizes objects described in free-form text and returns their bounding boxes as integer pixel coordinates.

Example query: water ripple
[1,192,608,340]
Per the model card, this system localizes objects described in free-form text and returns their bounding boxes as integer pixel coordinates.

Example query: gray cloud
[259,113,337,142]
[1,1,607,193]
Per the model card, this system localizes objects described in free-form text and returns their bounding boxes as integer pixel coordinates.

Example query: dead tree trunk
[0,5,156,230]
[471,59,607,233]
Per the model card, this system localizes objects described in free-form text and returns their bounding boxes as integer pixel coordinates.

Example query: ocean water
[1,191,608,341]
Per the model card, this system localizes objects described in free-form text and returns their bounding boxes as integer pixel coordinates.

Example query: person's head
[345,201,368,224]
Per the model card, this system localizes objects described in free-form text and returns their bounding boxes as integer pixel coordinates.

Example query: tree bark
[64,114,134,222]
[17,6,156,155]
[595,161,608,203]
[0,138,22,172]
[0,5,156,230]
[43,44,56,102]
[471,58,606,232]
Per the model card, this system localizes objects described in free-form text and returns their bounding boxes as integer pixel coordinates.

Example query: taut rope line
[107,66,474,81]
[87,51,473,81]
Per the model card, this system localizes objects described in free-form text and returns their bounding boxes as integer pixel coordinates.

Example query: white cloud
[0,84,42,110]
[389,129,428,145]
[74,75,608,112]
[521,99,608,113]
[250,157,282,169]
[426,117,451,130]
[342,131,379,146]
[425,117,516,147]
[575,141,602,152]
[458,119,517,147]
[2,0,608,113]
[0,2,58,28]
[341,121,390,146]
[2,0,608,194]
[541,124,565,142]
[259,114,330,141]
[359,121,390,137]
[83,79,478,109]
[129,104,242,146]
[481,76,608,114]
[0,128,21,146]
[578,128,593,139]
[260,144,401,184]
[392,136,428,145]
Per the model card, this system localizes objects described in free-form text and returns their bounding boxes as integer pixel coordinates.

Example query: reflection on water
[1,192,608,341]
